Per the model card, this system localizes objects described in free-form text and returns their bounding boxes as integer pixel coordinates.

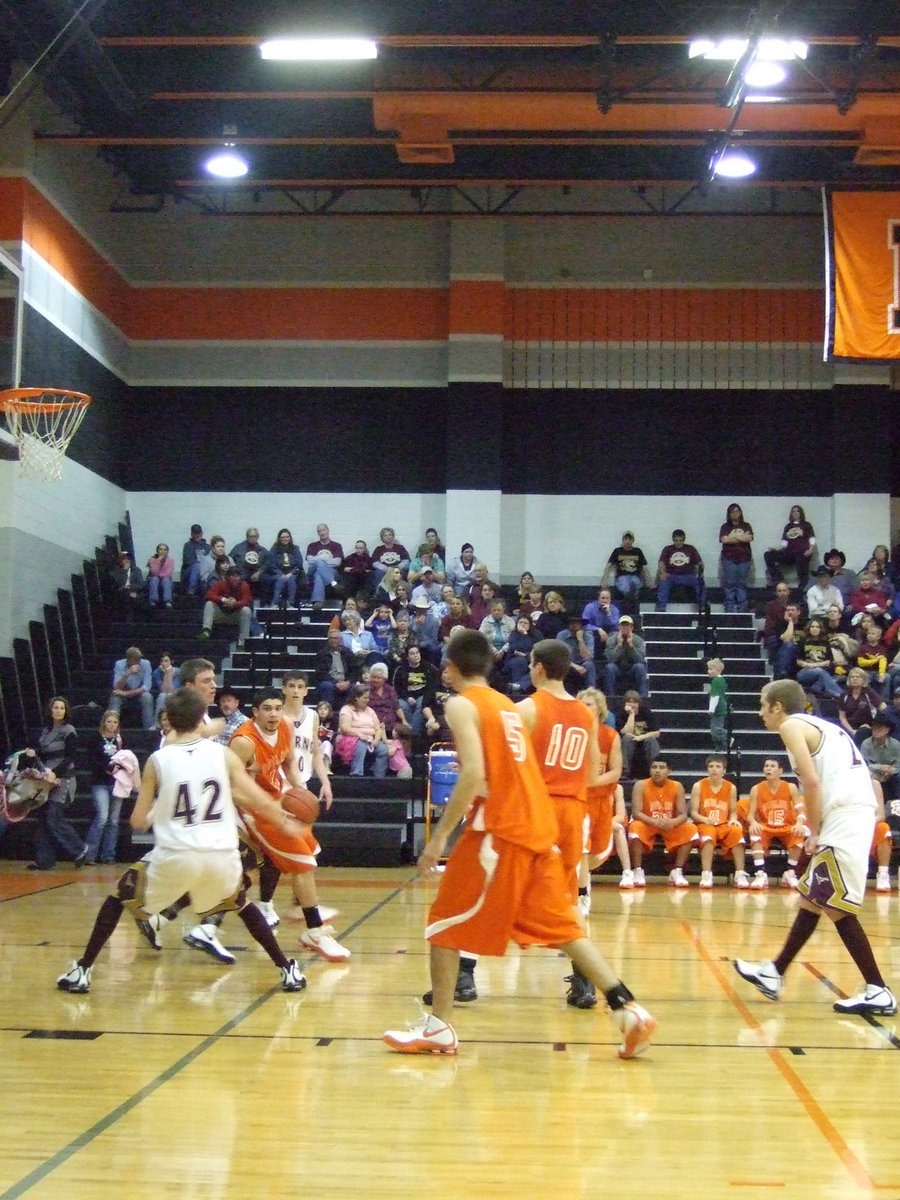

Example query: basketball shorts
[628,818,699,852]
[118,848,244,920]
[696,821,744,853]
[585,787,614,861]
[240,809,320,874]
[797,804,875,914]
[748,824,806,853]
[551,795,588,899]
[426,829,584,956]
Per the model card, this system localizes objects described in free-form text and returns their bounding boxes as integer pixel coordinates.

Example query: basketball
[281,786,319,824]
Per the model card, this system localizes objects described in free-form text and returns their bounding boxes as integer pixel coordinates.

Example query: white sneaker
[750,869,768,890]
[613,1001,657,1060]
[280,959,307,992]
[184,923,236,965]
[733,958,783,1001]
[699,870,714,889]
[782,868,799,890]
[632,868,646,888]
[256,900,280,927]
[577,891,592,917]
[619,869,635,891]
[299,924,351,962]
[384,1013,459,1055]
[875,867,891,893]
[57,960,92,993]
[733,870,751,889]
[668,867,689,888]
[136,912,167,951]
[833,984,897,1016]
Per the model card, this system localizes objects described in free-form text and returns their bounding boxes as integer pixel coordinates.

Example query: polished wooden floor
[1,861,898,1200]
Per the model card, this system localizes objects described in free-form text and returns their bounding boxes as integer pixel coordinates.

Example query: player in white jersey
[56,688,307,995]
[734,680,896,1017]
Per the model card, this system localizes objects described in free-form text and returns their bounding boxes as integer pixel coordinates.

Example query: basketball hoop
[0,388,91,480]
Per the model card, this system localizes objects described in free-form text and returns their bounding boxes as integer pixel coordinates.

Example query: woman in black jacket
[27,696,87,870]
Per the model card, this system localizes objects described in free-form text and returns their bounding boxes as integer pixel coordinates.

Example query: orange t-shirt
[230,718,292,800]
[695,778,734,825]
[753,779,798,827]
[594,723,620,800]
[637,778,680,820]
[460,684,558,852]
[528,689,593,802]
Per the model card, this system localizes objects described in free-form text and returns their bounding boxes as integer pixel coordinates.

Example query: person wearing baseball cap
[604,613,649,697]
[602,532,651,614]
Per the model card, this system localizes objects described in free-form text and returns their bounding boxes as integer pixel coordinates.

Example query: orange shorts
[696,822,744,853]
[748,825,805,853]
[240,810,320,875]
[585,788,614,861]
[871,820,892,856]
[425,828,584,956]
[628,819,699,852]
[551,795,588,899]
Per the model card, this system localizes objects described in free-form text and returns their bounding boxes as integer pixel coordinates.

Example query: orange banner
[826,190,900,361]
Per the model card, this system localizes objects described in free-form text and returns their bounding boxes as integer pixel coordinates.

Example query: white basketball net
[1,390,91,480]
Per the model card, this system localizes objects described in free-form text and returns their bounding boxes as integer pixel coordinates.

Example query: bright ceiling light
[259,37,377,61]
[713,151,757,179]
[744,60,787,87]
[204,150,249,179]
[688,37,808,62]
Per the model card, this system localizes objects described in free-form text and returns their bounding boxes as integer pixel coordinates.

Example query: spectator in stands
[616,690,660,778]
[522,585,545,621]
[393,644,440,735]
[439,593,474,651]
[761,581,792,663]
[516,572,536,609]
[109,550,145,619]
[266,528,304,608]
[445,543,480,595]
[535,590,567,640]
[213,686,249,746]
[823,548,858,604]
[764,504,816,588]
[719,502,754,613]
[417,527,446,563]
[825,602,852,636]
[199,565,252,647]
[868,544,893,587]
[180,524,210,595]
[82,709,124,865]
[849,572,890,623]
[394,580,412,620]
[839,667,887,746]
[315,627,358,707]
[628,759,698,888]
[230,527,269,599]
[604,614,649,697]
[109,645,154,729]
[805,564,844,619]
[365,602,395,658]
[152,651,180,717]
[25,696,87,871]
[772,601,804,679]
[656,529,705,612]
[824,604,857,680]
[386,609,418,669]
[422,665,454,743]
[336,685,389,777]
[581,586,620,648]
[479,597,516,673]
[340,539,373,597]
[365,661,410,741]
[341,609,382,668]
[410,565,443,611]
[146,543,174,608]
[435,584,457,620]
[865,554,895,605]
[464,562,491,610]
[557,612,596,690]
[410,596,442,665]
[306,523,344,607]
[603,531,651,610]
[373,565,403,611]
[857,624,890,692]
[861,715,900,807]
[503,612,538,692]
[795,618,843,698]
[197,535,233,590]
[371,527,410,583]
[469,578,500,628]
[408,544,446,586]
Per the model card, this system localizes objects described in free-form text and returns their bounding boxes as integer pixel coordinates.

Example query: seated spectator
[410,596,442,666]
[805,564,844,619]
[503,612,537,692]
[824,605,857,678]
[535,590,567,640]
[408,547,445,586]
[330,596,361,631]
[516,572,536,609]
[336,685,389,777]
[371,527,410,582]
[469,579,499,628]
[316,700,335,771]
[867,544,894,592]
[581,586,620,650]
[230,527,270,599]
[417,527,446,564]
[374,565,404,611]
[180,524,210,595]
[410,565,443,611]
[764,504,816,588]
[341,610,382,668]
[656,529,705,612]
[861,715,900,809]
[306,523,344,606]
[433,584,456,620]
[393,644,440,736]
[822,548,858,604]
[521,586,545,621]
[795,618,843,698]
[439,594,475,651]
[109,551,145,619]
[857,624,890,692]
[386,609,419,669]
[557,612,596,690]
[365,661,411,742]
[772,601,804,680]
[394,580,412,621]
[422,665,454,743]
[365,602,396,657]
[616,689,660,778]
[627,759,698,888]
[603,531,651,611]
[146,543,174,608]
[479,598,516,676]
[151,651,181,716]
[213,686,249,746]
[83,709,124,865]
[824,601,852,636]
[109,645,154,729]
[340,539,373,597]
[740,758,807,889]
[718,502,754,613]
[604,615,648,697]
[761,581,792,663]
[849,572,890,623]
[445,543,481,595]
[839,667,887,746]
[200,566,252,647]
[464,562,491,610]
[266,528,305,608]
[197,535,233,589]
[689,756,749,890]
[315,627,358,707]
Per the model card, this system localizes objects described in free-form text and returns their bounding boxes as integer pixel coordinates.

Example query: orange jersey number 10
[544,723,589,771]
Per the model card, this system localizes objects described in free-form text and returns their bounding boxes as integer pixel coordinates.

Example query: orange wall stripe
[448,278,505,336]
[0,177,25,241]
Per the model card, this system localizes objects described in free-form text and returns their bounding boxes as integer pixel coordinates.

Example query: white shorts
[797,804,874,915]
[144,846,243,916]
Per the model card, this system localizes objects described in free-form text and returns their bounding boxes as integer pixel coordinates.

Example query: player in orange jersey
[628,760,699,887]
[742,758,807,889]
[576,687,625,906]
[383,630,656,1059]
[689,756,748,889]
[870,778,893,892]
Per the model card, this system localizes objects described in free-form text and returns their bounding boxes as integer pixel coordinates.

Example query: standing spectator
[152,651,181,717]
[109,551,145,619]
[340,539,373,597]
[180,524,210,595]
[315,627,358,707]
[446,543,480,595]
[616,690,661,779]
[823,548,858,604]
[26,697,87,870]
[83,710,124,865]
[371,526,410,583]
[199,566,252,647]
[764,504,816,588]
[719,502,754,613]
[109,645,154,729]
[581,587,620,649]
[656,529,705,612]
[805,565,844,619]
[557,612,596,690]
[860,716,900,810]
[707,657,730,750]
[266,528,304,608]
[306,523,344,607]
[603,532,651,611]
[146,543,174,608]
[604,615,649,698]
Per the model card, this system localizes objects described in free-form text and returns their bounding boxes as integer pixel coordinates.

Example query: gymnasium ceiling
[2,0,900,215]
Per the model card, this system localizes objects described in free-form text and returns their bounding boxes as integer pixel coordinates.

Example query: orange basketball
[281,786,320,824]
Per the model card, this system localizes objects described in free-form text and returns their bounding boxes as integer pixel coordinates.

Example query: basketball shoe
[184,923,236,965]
[299,925,351,962]
[619,869,634,890]
[423,967,477,1005]
[57,961,92,993]
[632,868,646,888]
[135,913,167,951]
[565,966,597,1009]
[875,867,891,893]
[383,1013,459,1055]
[668,867,689,888]
[750,869,768,890]
[256,900,280,927]
[733,870,751,889]
[833,984,897,1016]
[699,871,714,889]
[280,960,307,992]
[733,958,784,1001]
[613,1002,657,1059]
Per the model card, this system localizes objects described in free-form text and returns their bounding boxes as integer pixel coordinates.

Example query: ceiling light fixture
[688,38,808,62]
[259,37,377,61]
[713,151,757,179]
[743,60,787,88]
[204,128,248,179]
